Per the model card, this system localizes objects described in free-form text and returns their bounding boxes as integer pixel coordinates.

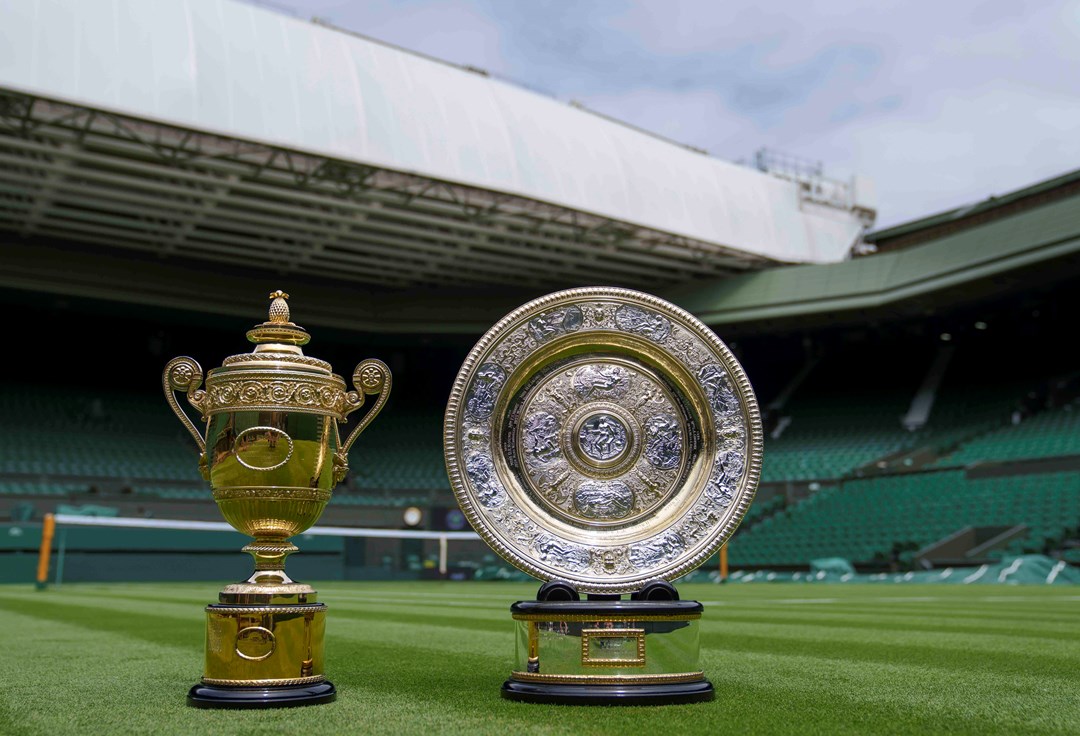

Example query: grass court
[0,581,1076,735]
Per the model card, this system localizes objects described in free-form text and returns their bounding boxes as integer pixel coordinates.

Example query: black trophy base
[503,580,713,706]
[501,678,714,706]
[187,681,337,709]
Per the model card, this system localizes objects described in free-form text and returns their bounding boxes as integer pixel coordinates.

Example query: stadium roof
[0,0,872,308]
[865,168,1080,252]
[666,166,1080,333]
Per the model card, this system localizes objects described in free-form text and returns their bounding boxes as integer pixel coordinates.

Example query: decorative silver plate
[444,288,762,593]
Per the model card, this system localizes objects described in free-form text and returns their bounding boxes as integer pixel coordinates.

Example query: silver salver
[444,288,763,594]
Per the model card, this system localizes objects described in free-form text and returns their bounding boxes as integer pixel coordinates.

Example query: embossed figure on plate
[577,414,629,463]
[644,414,682,470]
[629,530,685,568]
[615,305,672,342]
[574,480,634,520]
[703,449,744,508]
[572,364,629,399]
[528,305,584,342]
[523,412,561,462]
[466,452,505,508]
[717,449,744,480]
[466,362,506,420]
[534,533,590,571]
[698,364,739,416]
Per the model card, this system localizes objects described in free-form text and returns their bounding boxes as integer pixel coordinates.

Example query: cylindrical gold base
[202,603,328,685]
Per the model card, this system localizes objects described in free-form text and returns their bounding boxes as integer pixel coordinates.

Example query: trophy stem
[242,539,299,585]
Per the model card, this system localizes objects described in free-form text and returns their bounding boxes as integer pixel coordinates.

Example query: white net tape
[48,514,479,581]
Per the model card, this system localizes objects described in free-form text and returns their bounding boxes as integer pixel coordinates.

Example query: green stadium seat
[728,470,1079,567]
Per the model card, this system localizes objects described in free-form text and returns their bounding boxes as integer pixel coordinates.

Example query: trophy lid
[214,290,333,376]
[247,289,311,346]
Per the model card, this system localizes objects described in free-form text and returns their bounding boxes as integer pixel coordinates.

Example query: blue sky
[260,0,1080,228]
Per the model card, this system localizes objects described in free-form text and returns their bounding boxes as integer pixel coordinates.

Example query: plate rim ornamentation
[443,287,763,593]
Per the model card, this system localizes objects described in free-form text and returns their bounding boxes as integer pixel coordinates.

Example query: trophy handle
[162,356,207,454]
[336,359,391,479]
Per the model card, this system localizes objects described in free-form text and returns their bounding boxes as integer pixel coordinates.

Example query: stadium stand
[5,342,1076,574]
[934,400,1080,466]
[715,168,1080,572]
[730,471,1080,568]
[3,308,1079,574]
[0,385,451,512]
[348,410,448,493]
[0,387,199,481]
[762,387,921,483]
[756,347,1051,483]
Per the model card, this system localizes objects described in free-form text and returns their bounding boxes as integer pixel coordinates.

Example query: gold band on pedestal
[508,672,706,685]
[201,676,327,687]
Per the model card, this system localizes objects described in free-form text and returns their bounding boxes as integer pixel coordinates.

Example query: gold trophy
[163,290,390,708]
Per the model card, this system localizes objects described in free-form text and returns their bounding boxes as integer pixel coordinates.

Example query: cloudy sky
[261,0,1079,228]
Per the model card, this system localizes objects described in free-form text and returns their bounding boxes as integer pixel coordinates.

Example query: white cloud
[841,84,1080,224]
[265,0,1080,227]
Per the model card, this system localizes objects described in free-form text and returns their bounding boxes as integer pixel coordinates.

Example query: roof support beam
[2,107,755,274]
[0,148,668,287]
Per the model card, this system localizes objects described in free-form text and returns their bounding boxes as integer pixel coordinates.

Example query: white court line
[873,596,939,602]
[331,597,505,609]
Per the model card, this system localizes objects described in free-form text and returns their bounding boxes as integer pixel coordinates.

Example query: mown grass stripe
[705,600,1080,626]
[700,647,1078,735]
[702,629,1076,683]
[2,582,1077,736]
[700,609,1080,641]
[0,594,512,663]
[0,606,575,736]
[701,616,1080,656]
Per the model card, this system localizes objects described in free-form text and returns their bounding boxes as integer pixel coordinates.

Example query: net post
[438,535,448,577]
[35,513,55,590]
[720,543,729,583]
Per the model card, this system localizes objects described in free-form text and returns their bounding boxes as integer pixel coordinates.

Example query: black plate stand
[501,580,714,706]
